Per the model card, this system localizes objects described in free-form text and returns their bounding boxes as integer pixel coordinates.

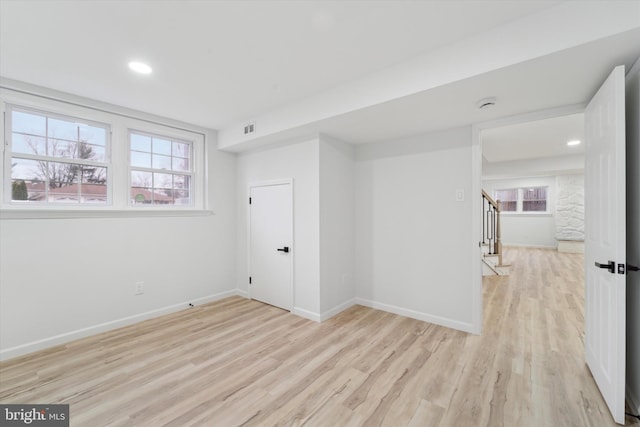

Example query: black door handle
[277,246,289,253]
[628,264,639,272]
[595,260,615,274]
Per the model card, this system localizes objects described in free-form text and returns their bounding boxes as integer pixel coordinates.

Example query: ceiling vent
[243,122,256,135]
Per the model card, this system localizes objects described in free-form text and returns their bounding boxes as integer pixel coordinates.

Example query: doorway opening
[481,112,586,259]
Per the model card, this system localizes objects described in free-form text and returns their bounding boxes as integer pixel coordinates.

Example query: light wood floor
[1,247,638,426]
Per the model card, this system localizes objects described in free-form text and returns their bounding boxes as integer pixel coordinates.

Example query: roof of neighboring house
[22,182,174,202]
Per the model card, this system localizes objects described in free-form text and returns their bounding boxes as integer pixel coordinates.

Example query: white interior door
[249,182,293,311]
[584,65,626,424]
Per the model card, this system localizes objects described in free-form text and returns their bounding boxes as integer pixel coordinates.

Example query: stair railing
[482,190,503,266]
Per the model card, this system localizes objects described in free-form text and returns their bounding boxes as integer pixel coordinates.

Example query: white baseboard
[627,383,640,415]
[2,291,476,361]
[292,307,321,322]
[320,298,356,322]
[503,243,557,249]
[0,289,240,361]
[354,298,476,334]
[292,299,357,323]
[556,240,585,253]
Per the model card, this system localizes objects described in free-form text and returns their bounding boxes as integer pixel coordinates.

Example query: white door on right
[584,65,626,425]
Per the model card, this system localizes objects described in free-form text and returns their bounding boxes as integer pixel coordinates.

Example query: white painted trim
[0,209,214,220]
[501,212,553,217]
[292,306,321,322]
[1,84,210,212]
[475,104,586,132]
[248,178,294,189]
[247,179,295,311]
[236,289,249,299]
[627,383,640,415]
[0,290,240,361]
[503,243,558,249]
[354,298,476,334]
[319,298,356,322]
[473,104,589,336]
[471,125,483,335]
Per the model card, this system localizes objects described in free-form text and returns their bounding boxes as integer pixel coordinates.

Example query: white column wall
[354,127,476,331]
[319,135,355,318]
[236,138,321,318]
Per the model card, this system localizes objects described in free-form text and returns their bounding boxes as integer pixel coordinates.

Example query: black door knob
[277,246,289,253]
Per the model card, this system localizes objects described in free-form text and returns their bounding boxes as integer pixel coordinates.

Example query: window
[494,186,549,213]
[494,189,517,212]
[129,131,193,206]
[522,187,547,212]
[2,92,207,213]
[8,106,110,205]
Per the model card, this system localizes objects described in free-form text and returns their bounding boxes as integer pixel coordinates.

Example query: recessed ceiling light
[128,61,152,74]
[476,97,496,110]
[567,140,581,146]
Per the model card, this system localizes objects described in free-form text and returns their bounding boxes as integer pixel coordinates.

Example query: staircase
[482,190,510,276]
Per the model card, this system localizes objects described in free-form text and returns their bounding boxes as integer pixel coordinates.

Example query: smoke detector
[476,97,496,110]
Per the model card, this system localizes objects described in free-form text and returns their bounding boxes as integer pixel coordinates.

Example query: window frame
[127,129,195,208]
[521,186,548,213]
[493,188,518,212]
[493,186,550,214]
[1,88,208,216]
[5,104,113,207]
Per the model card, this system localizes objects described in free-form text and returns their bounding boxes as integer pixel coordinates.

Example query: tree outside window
[9,107,109,204]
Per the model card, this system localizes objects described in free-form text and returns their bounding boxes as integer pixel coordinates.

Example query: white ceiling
[0,0,561,129]
[482,114,584,163]
[1,0,639,151]
[216,26,639,151]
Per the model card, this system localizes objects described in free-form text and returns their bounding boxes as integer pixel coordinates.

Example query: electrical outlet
[135,281,144,295]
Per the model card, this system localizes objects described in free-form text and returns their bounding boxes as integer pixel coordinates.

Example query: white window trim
[127,128,195,208]
[0,85,210,216]
[495,186,550,215]
[5,103,113,207]
[0,209,214,220]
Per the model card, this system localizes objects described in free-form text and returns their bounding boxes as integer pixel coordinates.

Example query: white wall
[625,58,640,413]
[236,138,321,318]
[0,137,237,360]
[482,176,557,248]
[354,127,476,331]
[319,135,355,317]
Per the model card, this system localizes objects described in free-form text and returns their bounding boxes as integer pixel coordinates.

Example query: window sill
[0,209,214,220]
[501,212,552,217]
